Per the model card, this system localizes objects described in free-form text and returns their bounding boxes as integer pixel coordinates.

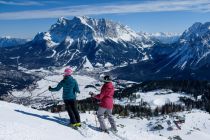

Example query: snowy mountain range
[0,36,28,47]
[48,16,140,43]
[0,16,154,69]
[0,16,210,81]
[168,22,210,70]
[112,21,210,81]
[154,22,210,78]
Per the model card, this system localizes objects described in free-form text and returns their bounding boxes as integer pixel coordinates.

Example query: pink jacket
[94,82,115,109]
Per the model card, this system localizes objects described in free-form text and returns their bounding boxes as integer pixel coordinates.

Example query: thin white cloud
[0,0,210,20]
[0,0,43,6]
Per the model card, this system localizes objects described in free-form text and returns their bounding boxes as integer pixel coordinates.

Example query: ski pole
[32,89,48,97]
[50,91,62,119]
[89,92,98,127]
[91,97,98,127]
[45,75,62,119]
[94,110,98,127]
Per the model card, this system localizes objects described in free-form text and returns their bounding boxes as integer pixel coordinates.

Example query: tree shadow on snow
[14,109,69,126]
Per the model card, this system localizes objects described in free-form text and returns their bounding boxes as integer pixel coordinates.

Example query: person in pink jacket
[90,75,117,133]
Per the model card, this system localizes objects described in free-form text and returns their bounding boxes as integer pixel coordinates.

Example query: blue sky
[0,0,210,39]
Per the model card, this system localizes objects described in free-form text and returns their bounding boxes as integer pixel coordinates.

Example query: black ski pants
[64,99,81,124]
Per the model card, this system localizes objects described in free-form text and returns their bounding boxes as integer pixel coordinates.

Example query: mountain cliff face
[0,16,154,69]
[168,22,210,70]
[49,16,140,42]
[111,22,210,81]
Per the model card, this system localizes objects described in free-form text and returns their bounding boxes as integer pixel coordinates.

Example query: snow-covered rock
[167,22,210,70]
[33,32,58,47]
[81,56,94,71]
[104,62,113,68]
[48,16,141,43]
[114,21,210,81]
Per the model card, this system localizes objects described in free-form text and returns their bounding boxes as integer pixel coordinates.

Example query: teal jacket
[49,76,80,100]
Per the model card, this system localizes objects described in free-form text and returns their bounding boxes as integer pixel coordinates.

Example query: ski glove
[89,91,96,97]
[48,86,52,91]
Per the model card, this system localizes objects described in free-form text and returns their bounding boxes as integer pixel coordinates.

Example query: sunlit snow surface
[115,89,192,109]
[1,101,210,140]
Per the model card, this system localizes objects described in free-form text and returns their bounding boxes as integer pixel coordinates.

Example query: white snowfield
[115,89,192,109]
[137,89,192,108]
[0,101,165,140]
[1,101,210,140]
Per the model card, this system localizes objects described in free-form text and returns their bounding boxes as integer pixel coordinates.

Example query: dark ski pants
[64,99,81,124]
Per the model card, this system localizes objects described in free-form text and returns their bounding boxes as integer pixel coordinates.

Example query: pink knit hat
[64,67,73,76]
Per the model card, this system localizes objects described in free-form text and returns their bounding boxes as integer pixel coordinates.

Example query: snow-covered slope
[0,36,28,47]
[115,89,192,109]
[0,101,166,140]
[146,110,210,140]
[1,101,210,140]
[167,22,210,70]
[0,101,85,140]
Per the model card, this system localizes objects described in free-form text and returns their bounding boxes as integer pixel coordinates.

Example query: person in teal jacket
[49,67,81,127]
